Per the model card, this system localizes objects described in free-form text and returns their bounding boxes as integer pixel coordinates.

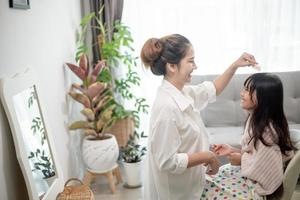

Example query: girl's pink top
[241,120,294,195]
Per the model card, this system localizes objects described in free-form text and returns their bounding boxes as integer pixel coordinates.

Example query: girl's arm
[213,53,257,95]
[230,146,241,153]
[212,144,241,156]
[228,152,242,166]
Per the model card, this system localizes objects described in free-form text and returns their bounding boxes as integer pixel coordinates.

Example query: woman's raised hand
[233,52,258,68]
[212,144,233,156]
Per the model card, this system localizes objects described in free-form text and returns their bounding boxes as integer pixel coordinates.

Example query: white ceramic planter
[123,161,142,187]
[44,175,56,187]
[82,134,119,172]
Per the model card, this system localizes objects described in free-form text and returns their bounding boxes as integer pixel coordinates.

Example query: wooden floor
[92,182,142,200]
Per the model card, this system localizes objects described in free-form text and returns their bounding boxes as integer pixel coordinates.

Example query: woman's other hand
[211,144,233,156]
[232,52,257,68]
[206,151,220,175]
[228,152,242,166]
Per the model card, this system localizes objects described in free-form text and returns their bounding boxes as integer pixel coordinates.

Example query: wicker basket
[107,117,134,147]
[56,178,94,200]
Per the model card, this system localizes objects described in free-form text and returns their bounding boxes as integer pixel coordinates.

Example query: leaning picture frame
[0,68,64,200]
[9,0,30,9]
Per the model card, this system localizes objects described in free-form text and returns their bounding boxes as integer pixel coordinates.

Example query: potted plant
[69,8,149,173]
[66,54,127,172]
[28,148,55,184]
[76,11,149,137]
[120,131,146,187]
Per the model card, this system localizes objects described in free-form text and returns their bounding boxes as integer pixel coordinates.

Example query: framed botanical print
[9,0,30,9]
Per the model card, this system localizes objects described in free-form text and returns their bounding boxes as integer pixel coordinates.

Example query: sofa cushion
[202,100,247,127]
[290,129,300,150]
[207,126,243,148]
[290,124,300,130]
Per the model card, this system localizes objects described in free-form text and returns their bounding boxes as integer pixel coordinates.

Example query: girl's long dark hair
[244,73,296,155]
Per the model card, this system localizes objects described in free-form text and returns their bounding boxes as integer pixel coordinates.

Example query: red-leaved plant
[66,54,118,140]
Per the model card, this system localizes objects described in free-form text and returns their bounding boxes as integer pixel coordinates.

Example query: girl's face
[240,86,257,111]
[177,46,197,84]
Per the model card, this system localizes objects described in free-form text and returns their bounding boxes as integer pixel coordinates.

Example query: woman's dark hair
[244,73,296,155]
[140,34,191,75]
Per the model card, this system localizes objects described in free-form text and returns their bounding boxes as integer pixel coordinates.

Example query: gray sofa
[191,71,300,148]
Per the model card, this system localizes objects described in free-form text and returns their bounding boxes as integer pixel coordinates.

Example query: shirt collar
[160,79,192,111]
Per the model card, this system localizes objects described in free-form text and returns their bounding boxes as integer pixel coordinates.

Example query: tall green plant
[102,20,149,128]
[76,10,149,129]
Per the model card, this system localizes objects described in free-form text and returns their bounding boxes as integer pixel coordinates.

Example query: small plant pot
[44,175,56,186]
[123,161,142,188]
[82,134,119,172]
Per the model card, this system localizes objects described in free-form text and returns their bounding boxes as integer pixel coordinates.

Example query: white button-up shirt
[144,79,216,200]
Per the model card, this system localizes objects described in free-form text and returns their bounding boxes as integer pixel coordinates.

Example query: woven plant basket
[56,178,94,200]
[107,117,134,147]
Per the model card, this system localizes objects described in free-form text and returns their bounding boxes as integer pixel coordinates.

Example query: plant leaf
[80,12,95,26]
[87,82,106,99]
[79,54,89,77]
[92,88,111,106]
[69,121,93,130]
[69,92,91,108]
[96,67,112,83]
[71,83,85,93]
[80,108,95,121]
[66,63,86,81]
[94,95,113,113]
[84,129,97,137]
[91,60,106,82]
[96,120,105,132]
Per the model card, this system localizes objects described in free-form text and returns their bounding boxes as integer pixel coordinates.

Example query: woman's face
[240,86,257,111]
[177,46,197,83]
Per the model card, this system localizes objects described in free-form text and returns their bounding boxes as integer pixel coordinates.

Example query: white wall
[0,0,82,199]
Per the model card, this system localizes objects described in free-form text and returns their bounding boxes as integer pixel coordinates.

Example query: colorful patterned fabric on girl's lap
[200,164,264,200]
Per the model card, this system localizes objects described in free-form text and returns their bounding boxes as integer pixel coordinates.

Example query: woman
[140,34,257,200]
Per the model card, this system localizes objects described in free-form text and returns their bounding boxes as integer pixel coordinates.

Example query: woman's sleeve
[241,129,283,195]
[184,81,216,110]
[150,118,188,174]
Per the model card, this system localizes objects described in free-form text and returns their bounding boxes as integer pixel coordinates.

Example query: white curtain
[122,0,300,136]
[123,0,300,74]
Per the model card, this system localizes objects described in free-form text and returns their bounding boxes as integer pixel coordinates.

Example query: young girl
[201,73,296,200]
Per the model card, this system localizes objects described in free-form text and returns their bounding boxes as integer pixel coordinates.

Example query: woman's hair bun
[140,38,163,68]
